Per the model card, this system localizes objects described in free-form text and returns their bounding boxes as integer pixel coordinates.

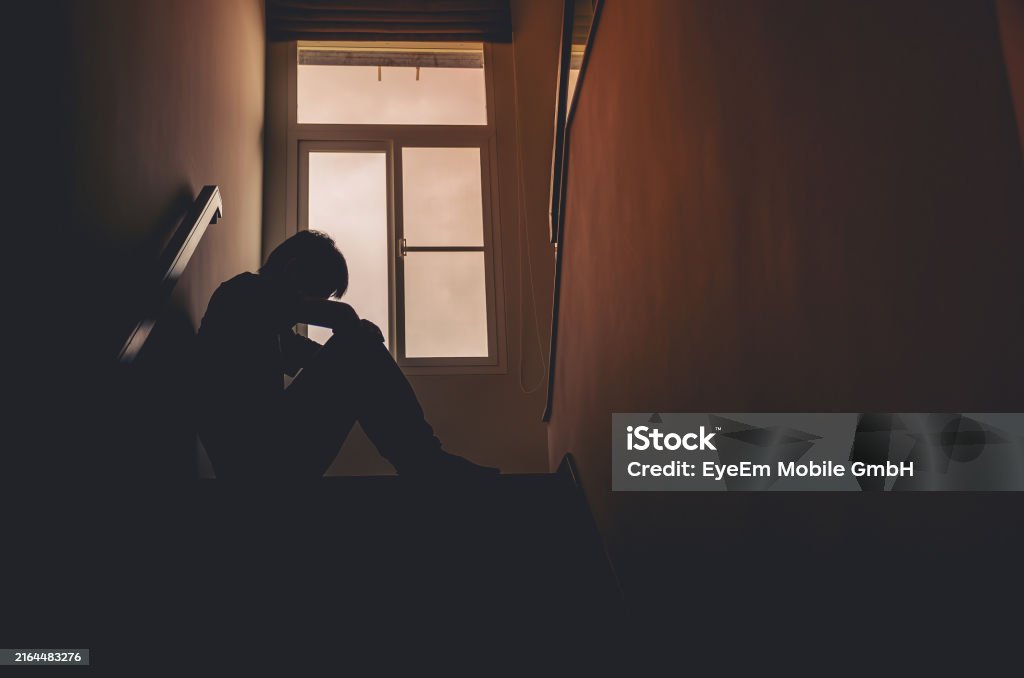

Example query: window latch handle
[399,237,408,257]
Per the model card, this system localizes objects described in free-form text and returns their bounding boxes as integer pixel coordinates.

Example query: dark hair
[260,230,348,298]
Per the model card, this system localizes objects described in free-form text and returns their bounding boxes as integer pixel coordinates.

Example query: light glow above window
[298,42,487,125]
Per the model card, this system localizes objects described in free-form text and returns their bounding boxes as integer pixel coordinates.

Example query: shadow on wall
[109,301,200,484]
[110,186,197,346]
[105,182,226,483]
[7,0,265,491]
[61,187,207,485]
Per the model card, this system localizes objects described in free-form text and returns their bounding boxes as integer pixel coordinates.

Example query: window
[292,42,503,371]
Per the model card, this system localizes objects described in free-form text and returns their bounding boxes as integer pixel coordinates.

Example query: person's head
[259,230,348,299]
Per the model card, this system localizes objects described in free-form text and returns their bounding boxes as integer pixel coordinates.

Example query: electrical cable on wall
[510,38,550,395]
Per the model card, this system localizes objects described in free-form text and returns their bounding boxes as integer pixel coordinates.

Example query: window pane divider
[403,246,485,253]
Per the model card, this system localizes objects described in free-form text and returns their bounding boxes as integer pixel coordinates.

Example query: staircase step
[6,472,622,669]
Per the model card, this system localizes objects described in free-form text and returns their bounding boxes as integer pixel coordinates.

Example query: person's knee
[359,319,385,343]
[333,302,361,329]
[317,303,360,340]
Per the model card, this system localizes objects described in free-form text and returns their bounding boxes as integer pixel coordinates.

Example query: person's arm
[286,298,385,359]
[290,298,384,342]
[291,298,361,332]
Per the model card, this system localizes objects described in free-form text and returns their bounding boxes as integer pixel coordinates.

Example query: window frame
[286,41,507,375]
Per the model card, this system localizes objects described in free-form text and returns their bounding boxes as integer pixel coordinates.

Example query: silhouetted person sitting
[196,230,499,480]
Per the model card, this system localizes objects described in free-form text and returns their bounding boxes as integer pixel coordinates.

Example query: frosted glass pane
[402,147,484,247]
[298,65,486,125]
[307,152,389,348]
[404,252,488,358]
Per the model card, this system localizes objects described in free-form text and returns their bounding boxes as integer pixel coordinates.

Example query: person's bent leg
[286,315,497,476]
[281,339,361,477]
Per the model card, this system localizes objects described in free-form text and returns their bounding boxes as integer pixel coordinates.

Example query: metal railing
[118,185,222,363]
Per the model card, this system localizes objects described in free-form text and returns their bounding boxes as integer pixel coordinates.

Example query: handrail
[118,185,223,364]
[543,0,604,421]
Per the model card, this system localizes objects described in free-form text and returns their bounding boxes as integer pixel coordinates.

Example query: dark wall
[547,0,1024,661]
[69,0,266,348]
[3,4,266,645]
[6,0,265,480]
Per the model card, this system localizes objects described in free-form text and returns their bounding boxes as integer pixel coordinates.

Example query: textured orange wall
[547,0,1024,629]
